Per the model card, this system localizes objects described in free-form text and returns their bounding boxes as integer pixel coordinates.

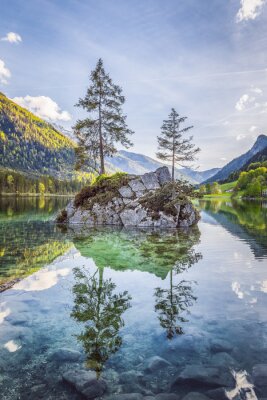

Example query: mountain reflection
[199,199,267,258]
[71,266,131,377]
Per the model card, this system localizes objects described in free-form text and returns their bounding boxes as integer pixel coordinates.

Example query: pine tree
[156,108,200,181]
[74,59,134,175]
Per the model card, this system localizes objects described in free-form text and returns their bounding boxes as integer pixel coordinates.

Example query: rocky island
[57,167,199,228]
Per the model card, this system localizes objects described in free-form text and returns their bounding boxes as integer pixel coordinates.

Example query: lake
[0,197,267,399]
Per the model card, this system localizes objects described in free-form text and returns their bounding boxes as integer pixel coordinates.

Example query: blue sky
[1,0,267,169]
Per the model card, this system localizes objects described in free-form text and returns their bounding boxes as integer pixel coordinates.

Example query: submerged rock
[171,364,235,391]
[58,167,199,228]
[106,394,144,400]
[48,347,81,362]
[252,364,267,387]
[182,393,211,400]
[155,394,180,400]
[145,356,172,372]
[63,369,107,399]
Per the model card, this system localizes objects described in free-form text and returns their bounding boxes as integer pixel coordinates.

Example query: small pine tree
[156,108,200,181]
[74,59,134,175]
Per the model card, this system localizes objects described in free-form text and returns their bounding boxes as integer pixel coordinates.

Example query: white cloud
[235,94,249,111]
[249,125,257,132]
[1,32,22,44]
[251,86,263,94]
[236,133,247,141]
[12,95,71,122]
[236,0,266,22]
[0,59,11,84]
[220,157,227,161]
[13,266,71,291]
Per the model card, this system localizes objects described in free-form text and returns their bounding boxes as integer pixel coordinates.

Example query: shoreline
[0,193,75,197]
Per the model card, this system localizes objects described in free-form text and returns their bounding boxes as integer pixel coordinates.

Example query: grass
[203,180,238,199]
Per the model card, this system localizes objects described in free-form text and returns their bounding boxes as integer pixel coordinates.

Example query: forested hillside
[0,92,76,178]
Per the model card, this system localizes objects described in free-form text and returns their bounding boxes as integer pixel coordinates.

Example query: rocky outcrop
[58,167,199,228]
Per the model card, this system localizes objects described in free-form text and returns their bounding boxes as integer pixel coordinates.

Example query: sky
[0,0,267,170]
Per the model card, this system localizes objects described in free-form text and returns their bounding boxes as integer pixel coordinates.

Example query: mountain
[204,134,267,183]
[178,167,221,184]
[0,92,76,178]
[0,92,219,184]
[106,150,219,184]
[242,145,267,168]
[106,150,191,181]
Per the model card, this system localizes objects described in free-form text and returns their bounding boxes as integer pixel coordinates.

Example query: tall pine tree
[74,59,134,174]
[157,108,200,181]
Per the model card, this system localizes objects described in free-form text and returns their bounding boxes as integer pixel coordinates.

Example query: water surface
[0,197,267,399]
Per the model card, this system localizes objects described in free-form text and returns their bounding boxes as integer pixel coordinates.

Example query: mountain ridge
[204,134,267,183]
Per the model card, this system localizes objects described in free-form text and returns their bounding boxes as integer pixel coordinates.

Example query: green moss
[140,182,191,219]
[74,172,129,208]
[56,209,68,223]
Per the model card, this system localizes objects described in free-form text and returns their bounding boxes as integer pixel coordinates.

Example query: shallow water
[0,197,267,399]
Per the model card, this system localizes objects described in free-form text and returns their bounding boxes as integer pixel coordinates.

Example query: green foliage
[0,168,92,195]
[205,183,212,194]
[0,92,76,176]
[236,166,267,198]
[157,108,200,181]
[199,185,206,195]
[74,59,134,174]
[74,172,130,208]
[210,182,221,195]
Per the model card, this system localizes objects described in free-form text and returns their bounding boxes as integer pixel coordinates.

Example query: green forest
[0,92,76,178]
[0,168,92,195]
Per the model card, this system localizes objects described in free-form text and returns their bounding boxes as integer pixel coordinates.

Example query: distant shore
[0,193,74,197]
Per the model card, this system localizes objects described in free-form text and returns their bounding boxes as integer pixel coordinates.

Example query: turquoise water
[0,197,267,399]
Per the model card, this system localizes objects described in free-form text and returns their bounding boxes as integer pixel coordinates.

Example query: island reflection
[70,226,202,372]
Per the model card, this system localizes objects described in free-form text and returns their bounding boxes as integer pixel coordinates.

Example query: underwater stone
[63,369,107,399]
[48,347,81,362]
[171,365,235,390]
[252,364,267,387]
[182,393,211,400]
[145,356,172,372]
[209,339,233,354]
[206,388,229,400]
[106,394,144,400]
[210,352,236,368]
[155,394,180,400]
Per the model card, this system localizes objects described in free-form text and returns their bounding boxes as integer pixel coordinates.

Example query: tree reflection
[154,243,202,339]
[71,266,131,377]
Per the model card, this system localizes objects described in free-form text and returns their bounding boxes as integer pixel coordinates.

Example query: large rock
[63,369,107,399]
[171,365,235,391]
[60,167,199,228]
[141,172,161,190]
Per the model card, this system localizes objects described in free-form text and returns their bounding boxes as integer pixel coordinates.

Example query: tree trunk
[99,89,105,175]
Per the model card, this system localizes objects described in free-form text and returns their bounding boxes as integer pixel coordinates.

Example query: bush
[74,172,129,208]
[56,209,68,223]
